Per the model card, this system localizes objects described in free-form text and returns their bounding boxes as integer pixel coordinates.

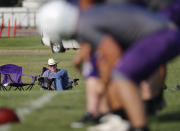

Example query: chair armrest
[22,74,39,83]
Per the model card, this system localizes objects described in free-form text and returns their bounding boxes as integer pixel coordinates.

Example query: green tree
[0,0,22,7]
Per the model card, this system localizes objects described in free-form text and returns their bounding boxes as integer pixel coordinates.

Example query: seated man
[42,58,72,90]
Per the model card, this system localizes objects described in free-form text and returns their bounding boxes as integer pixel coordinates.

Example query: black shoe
[112,109,128,120]
[73,78,79,86]
[70,112,101,128]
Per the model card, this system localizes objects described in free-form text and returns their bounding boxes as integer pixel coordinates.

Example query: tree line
[0,0,22,7]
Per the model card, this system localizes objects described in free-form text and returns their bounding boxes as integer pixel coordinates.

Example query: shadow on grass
[157,111,180,122]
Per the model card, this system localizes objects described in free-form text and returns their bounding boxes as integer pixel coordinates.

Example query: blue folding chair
[0,64,38,91]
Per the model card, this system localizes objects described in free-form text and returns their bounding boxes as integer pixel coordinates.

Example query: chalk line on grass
[0,92,59,131]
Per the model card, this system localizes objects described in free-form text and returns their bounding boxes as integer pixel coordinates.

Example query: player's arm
[73,42,91,73]
[97,35,123,84]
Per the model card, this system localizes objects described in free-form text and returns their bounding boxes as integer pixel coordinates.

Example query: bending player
[36,1,179,130]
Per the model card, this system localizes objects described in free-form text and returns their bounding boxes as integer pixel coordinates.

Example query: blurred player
[36,1,180,130]
[71,0,110,128]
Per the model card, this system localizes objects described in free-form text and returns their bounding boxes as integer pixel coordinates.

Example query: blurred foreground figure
[71,0,111,128]
[36,1,180,131]
[0,107,19,125]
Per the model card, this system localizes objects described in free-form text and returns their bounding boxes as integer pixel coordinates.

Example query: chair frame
[0,64,38,91]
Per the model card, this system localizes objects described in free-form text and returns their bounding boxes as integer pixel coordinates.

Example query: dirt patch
[0,50,51,55]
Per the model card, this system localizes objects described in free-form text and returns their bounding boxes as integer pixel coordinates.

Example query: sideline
[0,50,51,55]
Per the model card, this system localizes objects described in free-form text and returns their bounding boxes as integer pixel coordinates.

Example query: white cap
[36,0,79,43]
[48,58,57,65]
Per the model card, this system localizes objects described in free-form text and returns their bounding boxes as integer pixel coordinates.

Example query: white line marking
[0,92,58,131]
[0,90,81,131]
[17,92,59,120]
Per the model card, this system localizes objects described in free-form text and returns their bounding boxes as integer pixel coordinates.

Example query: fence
[0,7,37,28]
[0,7,80,49]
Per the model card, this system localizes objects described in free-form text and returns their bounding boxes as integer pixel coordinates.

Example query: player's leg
[111,28,180,129]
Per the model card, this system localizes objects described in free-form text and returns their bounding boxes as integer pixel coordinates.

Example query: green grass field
[0,37,180,131]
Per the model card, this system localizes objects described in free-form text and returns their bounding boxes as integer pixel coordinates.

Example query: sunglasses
[48,64,56,67]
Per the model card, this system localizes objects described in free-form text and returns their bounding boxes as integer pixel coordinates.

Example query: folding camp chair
[0,64,38,91]
[38,67,79,90]
[0,73,7,91]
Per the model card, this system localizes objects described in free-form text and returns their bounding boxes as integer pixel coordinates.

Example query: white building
[22,0,51,9]
[0,0,79,50]
[0,0,52,27]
